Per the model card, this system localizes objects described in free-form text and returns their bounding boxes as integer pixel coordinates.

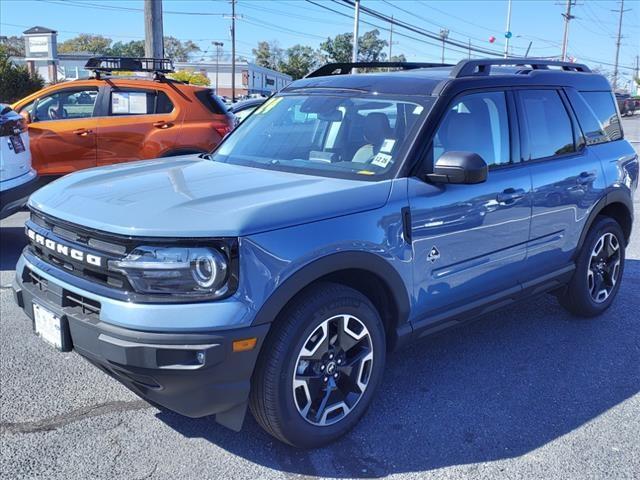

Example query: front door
[409,90,532,323]
[28,88,99,175]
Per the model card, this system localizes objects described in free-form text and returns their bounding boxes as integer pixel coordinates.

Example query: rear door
[23,87,99,175]
[409,89,532,321]
[516,89,607,279]
[96,85,181,165]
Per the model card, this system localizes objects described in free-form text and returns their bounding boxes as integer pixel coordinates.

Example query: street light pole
[561,0,576,62]
[231,0,236,102]
[212,41,223,95]
[612,0,629,91]
[439,29,449,64]
[504,0,512,58]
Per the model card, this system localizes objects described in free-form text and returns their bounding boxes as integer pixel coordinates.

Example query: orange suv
[11,57,233,176]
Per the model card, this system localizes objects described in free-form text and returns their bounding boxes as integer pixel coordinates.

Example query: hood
[29,157,392,237]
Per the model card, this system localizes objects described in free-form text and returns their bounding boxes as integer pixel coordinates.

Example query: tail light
[212,121,232,139]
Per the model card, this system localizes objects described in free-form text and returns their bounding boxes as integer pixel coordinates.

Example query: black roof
[283,59,611,97]
[23,26,57,34]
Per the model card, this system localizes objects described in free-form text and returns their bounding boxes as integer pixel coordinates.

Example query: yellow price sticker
[357,170,375,176]
[254,96,283,115]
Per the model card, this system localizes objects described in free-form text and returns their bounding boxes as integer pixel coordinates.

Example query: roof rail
[84,57,174,79]
[306,61,453,78]
[450,58,591,78]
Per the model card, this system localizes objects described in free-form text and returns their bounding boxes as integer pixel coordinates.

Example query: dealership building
[12,26,291,97]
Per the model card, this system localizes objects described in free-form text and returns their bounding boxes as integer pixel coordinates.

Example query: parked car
[228,97,266,126]
[12,59,638,448]
[0,105,38,219]
[11,57,234,176]
[615,92,636,116]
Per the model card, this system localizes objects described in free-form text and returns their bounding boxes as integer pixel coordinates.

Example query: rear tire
[559,216,625,317]
[249,282,386,448]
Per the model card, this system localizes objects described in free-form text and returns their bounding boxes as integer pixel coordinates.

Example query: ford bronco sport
[13,59,638,448]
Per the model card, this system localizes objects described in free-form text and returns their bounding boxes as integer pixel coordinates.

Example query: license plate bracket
[33,303,71,351]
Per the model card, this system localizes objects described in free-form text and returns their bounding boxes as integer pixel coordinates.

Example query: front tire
[559,216,625,317]
[249,282,386,448]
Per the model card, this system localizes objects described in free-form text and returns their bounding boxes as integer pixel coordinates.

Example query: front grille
[23,267,102,318]
[27,210,132,292]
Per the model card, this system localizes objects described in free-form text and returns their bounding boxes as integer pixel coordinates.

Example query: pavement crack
[0,400,151,434]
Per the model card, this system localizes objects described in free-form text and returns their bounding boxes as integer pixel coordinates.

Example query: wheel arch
[576,190,633,255]
[252,251,411,351]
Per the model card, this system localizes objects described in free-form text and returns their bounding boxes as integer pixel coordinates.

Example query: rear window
[579,91,623,142]
[194,89,227,115]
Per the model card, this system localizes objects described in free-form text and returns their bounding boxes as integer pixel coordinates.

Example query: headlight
[108,246,231,299]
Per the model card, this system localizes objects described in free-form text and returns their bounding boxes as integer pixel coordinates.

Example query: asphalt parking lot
[1,116,639,479]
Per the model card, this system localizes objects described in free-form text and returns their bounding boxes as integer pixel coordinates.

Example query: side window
[433,91,510,167]
[33,89,98,122]
[518,89,575,160]
[579,91,623,142]
[110,90,173,115]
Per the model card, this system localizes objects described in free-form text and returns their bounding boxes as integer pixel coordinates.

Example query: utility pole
[504,0,512,58]
[352,0,360,72]
[612,0,629,91]
[231,0,236,102]
[388,14,394,60]
[560,0,576,62]
[144,0,164,64]
[439,29,449,64]
[212,41,223,95]
[468,38,471,59]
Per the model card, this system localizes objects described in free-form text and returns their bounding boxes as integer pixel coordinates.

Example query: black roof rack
[84,56,174,79]
[306,61,453,78]
[450,58,591,78]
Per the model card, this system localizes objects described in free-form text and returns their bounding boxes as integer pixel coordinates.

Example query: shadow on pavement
[157,259,640,478]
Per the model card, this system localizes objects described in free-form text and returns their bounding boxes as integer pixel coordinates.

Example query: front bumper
[13,255,270,430]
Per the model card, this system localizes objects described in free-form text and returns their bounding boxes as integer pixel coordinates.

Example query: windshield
[212,93,435,180]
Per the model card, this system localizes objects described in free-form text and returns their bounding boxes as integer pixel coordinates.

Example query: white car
[0,104,38,219]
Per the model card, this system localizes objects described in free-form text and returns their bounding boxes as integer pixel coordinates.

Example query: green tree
[163,37,200,61]
[390,54,407,62]
[58,34,112,54]
[319,30,388,63]
[0,45,44,103]
[252,40,283,69]
[109,40,145,57]
[279,44,316,79]
[1,36,25,57]
[168,70,210,86]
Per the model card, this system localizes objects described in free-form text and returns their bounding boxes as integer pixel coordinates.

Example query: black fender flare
[575,189,634,255]
[252,251,411,329]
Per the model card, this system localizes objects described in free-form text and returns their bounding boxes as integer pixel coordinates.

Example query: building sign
[28,36,49,54]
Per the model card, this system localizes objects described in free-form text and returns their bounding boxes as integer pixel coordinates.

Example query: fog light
[196,351,206,364]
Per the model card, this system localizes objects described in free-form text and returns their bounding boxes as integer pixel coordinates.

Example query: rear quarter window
[194,89,227,115]
[578,91,623,142]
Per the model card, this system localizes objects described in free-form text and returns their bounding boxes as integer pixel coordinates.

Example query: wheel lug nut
[329,354,334,359]
[323,376,328,382]
[320,365,325,370]
[333,373,338,378]
[337,359,342,364]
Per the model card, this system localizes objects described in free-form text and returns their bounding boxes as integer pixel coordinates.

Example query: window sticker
[371,152,393,168]
[111,92,130,114]
[357,169,375,175]
[380,138,396,153]
[413,105,424,114]
[129,92,147,114]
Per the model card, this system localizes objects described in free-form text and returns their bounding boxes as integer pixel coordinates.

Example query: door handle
[576,171,597,185]
[73,128,92,136]
[497,188,526,204]
[153,121,173,129]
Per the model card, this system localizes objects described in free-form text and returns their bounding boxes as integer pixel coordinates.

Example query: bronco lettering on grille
[26,228,103,267]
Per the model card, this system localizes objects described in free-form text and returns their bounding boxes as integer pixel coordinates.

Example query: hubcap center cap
[326,361,337,375]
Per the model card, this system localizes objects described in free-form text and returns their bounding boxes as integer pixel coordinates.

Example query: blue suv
[12,59,638,448]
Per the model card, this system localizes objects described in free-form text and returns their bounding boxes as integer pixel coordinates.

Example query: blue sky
[1,0,638,85]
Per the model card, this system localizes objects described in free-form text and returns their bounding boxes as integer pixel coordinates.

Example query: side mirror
[426,151,488,184]
[20,110,32,124]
